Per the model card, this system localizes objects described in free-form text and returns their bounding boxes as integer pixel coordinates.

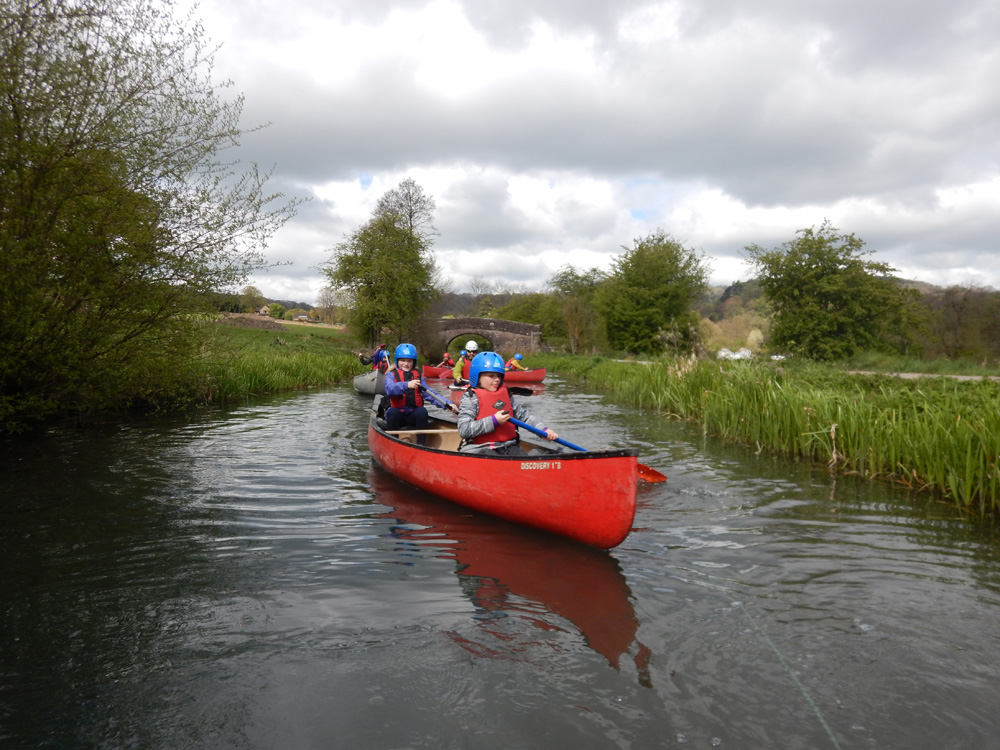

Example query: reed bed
[179,324,364,405]
[534,354,1000,516]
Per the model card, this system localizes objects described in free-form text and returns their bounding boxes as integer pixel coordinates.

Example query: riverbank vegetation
[1,317,363,432]
[1,0,296,433]
[529,353,1000,517]
[191,321,362,404]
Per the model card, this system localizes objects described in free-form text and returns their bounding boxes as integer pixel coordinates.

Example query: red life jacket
[388,368,424,409]
[470,385,517,445]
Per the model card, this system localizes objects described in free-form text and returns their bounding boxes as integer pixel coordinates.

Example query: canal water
[2,376,999,749]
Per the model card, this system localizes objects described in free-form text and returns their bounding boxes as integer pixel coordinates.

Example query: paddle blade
[637,463,667,483]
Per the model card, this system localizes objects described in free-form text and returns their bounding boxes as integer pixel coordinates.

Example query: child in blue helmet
[384,343,458,444]
[505,352,527,371]
[371,343,390,372]
[457,351,558,456]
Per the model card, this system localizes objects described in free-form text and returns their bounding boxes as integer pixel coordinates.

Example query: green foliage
[192,323,362,403]
[0,0,296,430]
[546,266,606,354]
[745,221,922,360]
[324,180,440,347]
[920,285,1000,362]
[241,286,266,313]
[594,230,709,354]
[268,303,287,319]
[493,293,565,338]
[539,353,1000,516]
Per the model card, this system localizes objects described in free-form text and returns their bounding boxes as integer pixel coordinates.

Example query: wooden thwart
[387,429,459,435]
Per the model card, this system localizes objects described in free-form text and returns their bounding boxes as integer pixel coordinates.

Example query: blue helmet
[394,343,417,362]
[514,353,523,360]
[460,350,466,356]
[469,352,506,388]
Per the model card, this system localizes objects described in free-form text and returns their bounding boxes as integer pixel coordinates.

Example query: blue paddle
[510,417,666,482]
[418,384,458,412]
[426,386,666,482]
[508,416,587,451]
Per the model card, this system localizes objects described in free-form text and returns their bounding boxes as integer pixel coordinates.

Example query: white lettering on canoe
[520,461,562,470]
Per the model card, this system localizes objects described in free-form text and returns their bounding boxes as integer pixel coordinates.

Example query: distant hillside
[269,299,315,311]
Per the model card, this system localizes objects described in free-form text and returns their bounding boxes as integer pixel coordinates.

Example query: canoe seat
[387,428,461,452]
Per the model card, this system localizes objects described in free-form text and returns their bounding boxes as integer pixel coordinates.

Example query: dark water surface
[2,377,1000,749]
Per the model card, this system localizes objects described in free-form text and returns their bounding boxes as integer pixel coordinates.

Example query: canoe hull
[421,364,453,379]
[368,416,637,548]
[422,364,546,383]
[354,370,384,395]
[504,367,546,383]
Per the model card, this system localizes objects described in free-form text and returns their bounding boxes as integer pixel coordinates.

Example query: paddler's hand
[544,429,558,441]
[407,379,419,390]
[448,403,458,413]
[495,409,511,424]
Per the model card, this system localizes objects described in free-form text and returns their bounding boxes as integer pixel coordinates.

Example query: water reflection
[368,467,651,685]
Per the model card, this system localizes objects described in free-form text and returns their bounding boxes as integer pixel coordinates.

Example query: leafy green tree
[268,303,286,319]
[493,292,565,337]
[745,221,921,360]
[0,0,295,429]
[324,180,440,346]
[547,265,606,354]
[595,230,709,354]
[241,286,266,313]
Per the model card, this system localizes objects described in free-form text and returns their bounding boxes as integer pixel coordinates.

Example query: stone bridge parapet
[438,317,541,354]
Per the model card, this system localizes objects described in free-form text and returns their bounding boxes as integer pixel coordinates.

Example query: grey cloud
[198,0,1000,298]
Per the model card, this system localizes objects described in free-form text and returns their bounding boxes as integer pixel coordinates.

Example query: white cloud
[180,0,1000,303]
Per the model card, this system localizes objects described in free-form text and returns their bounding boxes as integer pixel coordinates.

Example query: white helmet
[465,340,479,353]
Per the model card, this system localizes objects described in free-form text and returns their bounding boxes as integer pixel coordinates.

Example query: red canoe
[503,367,546,383]
[367,408,638,549]
[422,364,546,383]
[421,364,454,379]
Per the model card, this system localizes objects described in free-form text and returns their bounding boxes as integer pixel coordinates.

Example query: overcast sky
[186,0,1000,304]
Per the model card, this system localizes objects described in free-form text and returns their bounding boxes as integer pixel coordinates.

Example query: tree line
[326,185,1000,366]
[3,1,994,433]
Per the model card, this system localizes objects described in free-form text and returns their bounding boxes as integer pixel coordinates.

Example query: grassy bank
[530,353,1000,517]
[188,321,364,404]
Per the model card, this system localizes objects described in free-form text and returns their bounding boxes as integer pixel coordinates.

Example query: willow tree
[0,0,295,429]
[324,180,440,347]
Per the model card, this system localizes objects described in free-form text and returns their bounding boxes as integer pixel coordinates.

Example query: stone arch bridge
[438,317,541,354]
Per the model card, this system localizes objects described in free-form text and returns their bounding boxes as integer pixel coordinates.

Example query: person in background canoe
[384,343,458,445]
[505,353,527,371]
[458,351,557,456]
[371,343,390,373]
[452,340,478,386]
[437,350,455,368]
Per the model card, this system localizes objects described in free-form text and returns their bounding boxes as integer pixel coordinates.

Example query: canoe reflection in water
[369,468,652,687]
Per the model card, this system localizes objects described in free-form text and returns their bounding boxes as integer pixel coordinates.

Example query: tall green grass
[150,322,365,409]
[532,353,1000,516]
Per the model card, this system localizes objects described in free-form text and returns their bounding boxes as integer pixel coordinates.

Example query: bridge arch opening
[437,317,541,356]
